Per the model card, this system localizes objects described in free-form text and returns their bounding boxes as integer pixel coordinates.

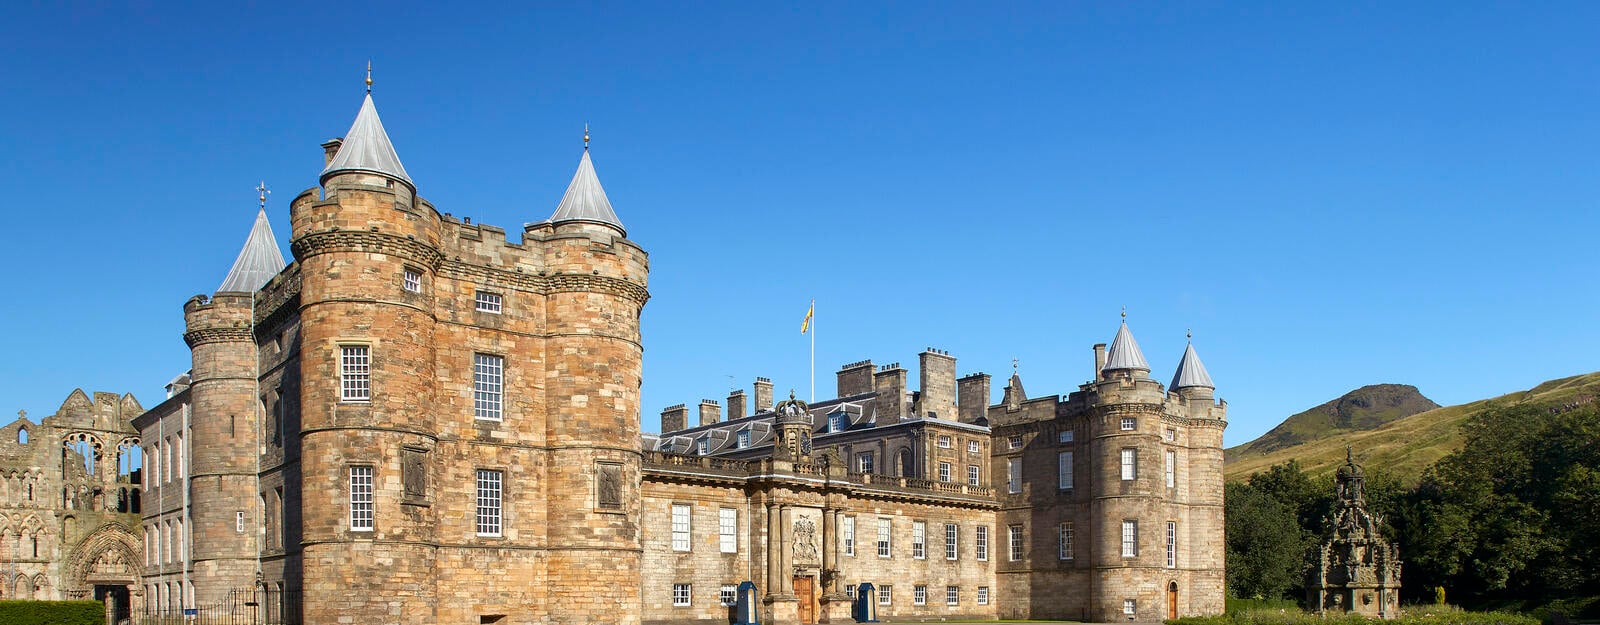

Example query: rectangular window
[946,586,959,606]
[938,462,951,482]
[1167,521,1177,568]
[349,466,374,531]
[968,440,980,454]
[1059,522,1074,560]
[671,504,691,552]
[877,518,892,558]
[1008,435,1023,449]
[719,508,738,553]
[937,434,952,448]
[1166,450,1176,488]
[843,516,856,556]
[176,433,184,479]
[236,511,245,533]
[845,584,856,599]
[1007,457,1022,494]
[473,353,504,420]
[476,469,503,536]
[945,523,958,560]
[912,521,926,559]
[340,345,370,402]
[977,586,990,605]
[913,585,927,606]
[402,268,421,293]
[878,585,892,606]
[474,290,503,313]
[1120,416,1136,431]
[829,413,846,433]
[1058,451,1074,490]
[736,430,751,448]
[720,584,737,606]
[1059,429,1074,443]
[1124,599,1137,616]
[975,525,989,561]
[1165,427,1177,442]
[967,464,980,486]
[1008,524,1024,561]
[1121,448,1137,481]
[673,583,691,607]
[697,438,710,455]
[1121,520,1138,557]
[858,452,874,474]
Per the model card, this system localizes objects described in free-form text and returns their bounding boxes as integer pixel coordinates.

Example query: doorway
[95,584,131,623]
[793,576,816,624]
[1168,581,1178,619]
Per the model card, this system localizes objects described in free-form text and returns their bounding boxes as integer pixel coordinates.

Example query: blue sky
[1,2,1596,446]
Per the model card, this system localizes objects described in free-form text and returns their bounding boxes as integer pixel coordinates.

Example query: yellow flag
[801,301,814,334]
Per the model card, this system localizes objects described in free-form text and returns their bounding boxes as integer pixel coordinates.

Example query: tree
[1225,481,1307,600]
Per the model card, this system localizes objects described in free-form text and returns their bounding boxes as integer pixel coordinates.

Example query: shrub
[0,600,105,625]
[1169,607,1539,625]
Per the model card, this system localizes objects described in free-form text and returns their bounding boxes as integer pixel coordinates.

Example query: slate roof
[1170,342,1216,390]
[217,208,287,293]
[547,149,624,234]
[321,93,413,188]
[1102,320,1151,373]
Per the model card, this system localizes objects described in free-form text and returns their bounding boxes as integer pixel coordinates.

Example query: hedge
[0,600,105,625]
[1169,608,1540,625]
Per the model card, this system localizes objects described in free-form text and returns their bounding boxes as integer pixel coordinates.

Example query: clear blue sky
[2,2,1596,447]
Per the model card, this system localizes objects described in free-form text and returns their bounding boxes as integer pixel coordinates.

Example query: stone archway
[65,522,143,623]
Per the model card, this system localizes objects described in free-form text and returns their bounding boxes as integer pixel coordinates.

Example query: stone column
[779,505,793,583]
[819,506,852,623]
[821,508,834,578]
[766,501,782,600]
[768,503,799,625]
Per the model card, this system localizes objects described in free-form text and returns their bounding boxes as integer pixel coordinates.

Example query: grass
[1170,606,1538,625]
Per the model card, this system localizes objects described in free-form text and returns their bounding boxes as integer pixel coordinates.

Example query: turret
[1169,337,1216,402]
[1100,314,1151,381]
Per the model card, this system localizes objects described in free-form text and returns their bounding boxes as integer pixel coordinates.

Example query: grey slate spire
[548,149,625,235]
[217,208,287,293]
[1101,319,1151,374]
[1169,341,1216,390]
[320,93,413,189]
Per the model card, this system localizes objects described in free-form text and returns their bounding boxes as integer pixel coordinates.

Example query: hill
[1225,383,1439,461]
[1225,371,1600,484]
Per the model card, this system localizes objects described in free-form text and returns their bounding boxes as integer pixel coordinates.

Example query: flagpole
[810,298,816,403]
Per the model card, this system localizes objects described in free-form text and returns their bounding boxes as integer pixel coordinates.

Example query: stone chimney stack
[321,138,344,167]
[918,348,957,420]
[957,372,991,424]
[660,404,688,433]
[753,377,774,413]
[872,363,908,424]
[1093,343,1107,380]
[837,360,875,397]
[727,390,747,420]
[698,399,721,427]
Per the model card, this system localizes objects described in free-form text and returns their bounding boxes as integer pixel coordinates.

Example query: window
[945,523,958,560]
[164,437,172,483]
[177,433,184,479]
[877,585,892,605]
[1120,448,1137,481]
[975,525,989,561]
[858,452,874,474]
[1121,520,1138,557]
[1164,427,1177,442]
[968,440,980,454]
[473,353,504,420]
[697,438,710,455]
[1058,451,1074,490]
[349,466,374,531]
[1120,416,1136,431]
[1166,521,1177,568]
[720,584,737,606]
[912,521,926,559]
[474,290,503,313]
[1059,429,1074,443]
[938,462,951,482]
[178,518,186,560]
[1059,522,1074,560]
[946,585,959,606]
[977,586,990,605]
[340,346,370,402]
[1007,458,1022,494]
[736,430,750,449]
[1166,450,1176,488]
[967,465,980,486]
[876,518,892,557]
[402,268,421,293]
[476,469,503,536]
[845,584,856,598]
[719,508,737,553]
[236,511,245,533]
[913,585,927,606]
[671,504,691,552]
[1008,524,1024,561]
[1008,435,1023,449]
[672,583,691,607]
[164,520,172,563]
[843,516,856,556]
[1124,599,1137,616]
[829,413,846,433]
[937,435,951,448]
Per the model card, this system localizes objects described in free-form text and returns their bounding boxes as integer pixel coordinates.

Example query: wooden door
[793,576,815,623]
[1168,582,1179,619]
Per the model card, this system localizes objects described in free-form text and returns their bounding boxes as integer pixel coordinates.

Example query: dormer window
[736,430,751,449]
[697,438,710,455]
[475,291,503,314]
[828,413,847,433]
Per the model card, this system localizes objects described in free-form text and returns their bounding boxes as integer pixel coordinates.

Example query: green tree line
[1225,403,1600,613]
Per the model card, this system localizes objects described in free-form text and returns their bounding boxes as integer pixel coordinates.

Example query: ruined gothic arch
[62,431,105,475]
[64,522,143,595]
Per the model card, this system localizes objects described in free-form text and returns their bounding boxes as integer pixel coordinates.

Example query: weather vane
[1012,358,1018,374]
[584,122,590,150]
[257,181,271,210]
[366,60,373,93]
[1121,305,1126,320]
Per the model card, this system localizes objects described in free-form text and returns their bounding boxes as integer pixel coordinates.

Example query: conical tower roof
[1101,320,1151,373]
[1169,341,1215,390]
[321,93,413,188]
[548,149,625,235]
[218,208,287,293]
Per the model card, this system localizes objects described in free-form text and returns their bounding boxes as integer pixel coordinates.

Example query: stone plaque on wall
[597,462,623,510]
[402,445,429,504]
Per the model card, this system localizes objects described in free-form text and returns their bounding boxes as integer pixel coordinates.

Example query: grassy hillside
[1225,371,1600,484]
[1225,383,1438,462]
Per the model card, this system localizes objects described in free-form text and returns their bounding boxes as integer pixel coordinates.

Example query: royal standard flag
[801,301,814,334]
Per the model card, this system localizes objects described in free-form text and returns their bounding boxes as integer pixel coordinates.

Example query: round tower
[290,89,443,623]
[1169,339,1227,616]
